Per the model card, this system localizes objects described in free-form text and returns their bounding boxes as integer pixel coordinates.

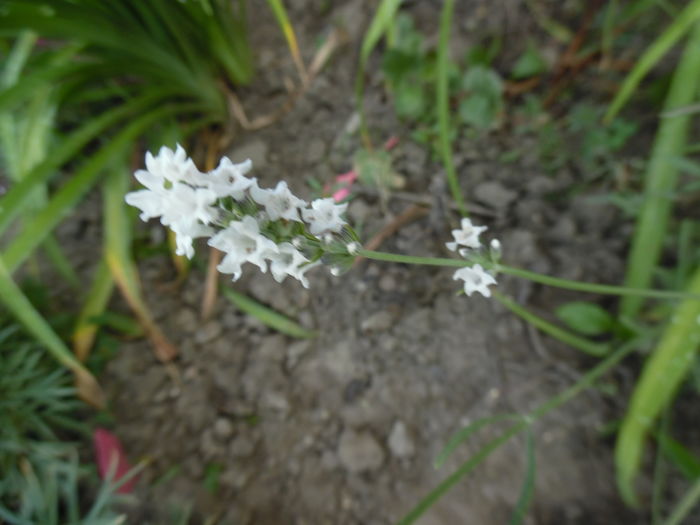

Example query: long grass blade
[619,21,700,318]
[41,236,81,290]
[437,0,466,215]
[265,0,306,82]
[616,265,700,506]
[103,164,177,362]
[606,0,700,121]
[2,104,189,274]
[434,414,518,468]
[72,258,114,362]
[399,341,637,524]
[663,476,700,525]
[355,0,403,147]
[0,256,103,407]
[221,286,316,339]
[0,92,167,236]
[509,429,537,525]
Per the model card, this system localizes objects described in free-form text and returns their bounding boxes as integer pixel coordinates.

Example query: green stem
[358,249,700,301]
[437,0,466,215]
[493,291,610,357]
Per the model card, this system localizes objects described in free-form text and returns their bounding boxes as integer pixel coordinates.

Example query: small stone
[361,310,396,333]
[194,321,223,344]
[474,181,517,210]
[388,421,415,459]
[338,429,385,473]
[213,417,234,440]
[230,434,256,457]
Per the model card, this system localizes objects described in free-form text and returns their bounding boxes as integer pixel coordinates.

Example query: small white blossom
[145,144,202,186]
[446,218,487,252]
[346,242,360,255]
[453,264,497,298]
[126,182,219,259]
[268,242,317,288]
[205,157,256,199]
[302,198,348,235]
[250,181,307,221]
[208,216,278,280]
[170,219,214,259]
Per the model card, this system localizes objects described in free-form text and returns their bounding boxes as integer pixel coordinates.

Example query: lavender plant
[125,146,504,299]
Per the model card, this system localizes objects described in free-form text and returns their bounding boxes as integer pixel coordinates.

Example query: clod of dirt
[338,428,385,473]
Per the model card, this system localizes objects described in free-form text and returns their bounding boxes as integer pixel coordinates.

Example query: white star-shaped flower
[145,144,203,186]
[446,218,487,252]
[250,181,307,221]
[169,219,214,259]
[453,264,497,298]
[302,198,348,235]
[208,216,278,280]
[268,242,317,288]
[205,157,256,199]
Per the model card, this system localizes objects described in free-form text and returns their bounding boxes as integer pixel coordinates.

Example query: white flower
[145,144,203,186]
[169,219,214,259]
[250,181,307,221]
[302,198,348,235]
[346,242,360,255]
[208,216,278,280]
[205,157,256,199]
[160,183,219,226]
[126,182,219,259]
[446,218,487,252]
[453,264,497,298]
[268,242,316,288]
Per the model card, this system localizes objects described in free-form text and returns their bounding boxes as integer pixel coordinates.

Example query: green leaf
[458,95,494,129]
[395,81,425,119]
[616,265,700,506]
[511,43,548,79]
[555,301,614,336]
[221,287,316,339]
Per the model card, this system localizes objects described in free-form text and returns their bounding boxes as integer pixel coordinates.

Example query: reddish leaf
[93,428,136,493]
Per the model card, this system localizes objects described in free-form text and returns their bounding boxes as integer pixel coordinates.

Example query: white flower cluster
[126,145,353,288]
[447,218,498,297]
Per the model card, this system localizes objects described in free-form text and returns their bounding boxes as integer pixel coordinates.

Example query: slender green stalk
[620,20,700,317]
[399,340,638,524]
[493,291,610,357]
[664,476,700,525]
[358,249,700,301]
[437,0,466,215]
